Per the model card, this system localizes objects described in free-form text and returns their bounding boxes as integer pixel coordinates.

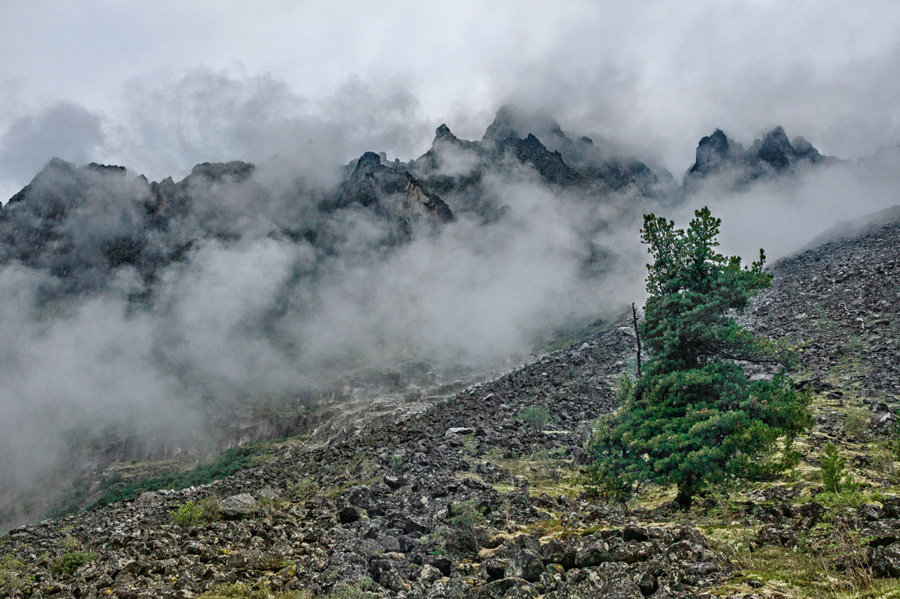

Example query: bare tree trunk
[632,302,642,378]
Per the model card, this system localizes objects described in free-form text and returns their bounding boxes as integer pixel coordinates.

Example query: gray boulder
[218,493,258,519]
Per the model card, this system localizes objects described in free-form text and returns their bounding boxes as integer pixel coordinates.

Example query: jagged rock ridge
[0,104,691,309]
[0,110,838,296]
[408,105,670,208]
[685,126,835,186]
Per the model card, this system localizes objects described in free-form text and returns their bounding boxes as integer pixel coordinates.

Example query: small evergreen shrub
[448,499,485,529]
[891,436,900,462]
[445,500,486,554]
[288,478,318,500]
[581,460,630,502]
[843,408,871,442]
[172,496,220,527]
[820,443,858,495]
[50,536,97,576]
[517,405,550,430]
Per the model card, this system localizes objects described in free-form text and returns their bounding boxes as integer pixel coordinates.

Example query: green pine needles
[588,207,811,507]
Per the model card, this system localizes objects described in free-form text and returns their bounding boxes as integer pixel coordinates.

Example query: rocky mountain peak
[482,104,522,145]
[688,129,732,176]
[513,133,583,186]
[4,158,135,220]
[481,104,569,149]
[6,157,75,204]
[408,104,670,200]
[434,123,458,144]
[754,126,794,170]
[188,160,255,182]
[686,126,833,186]
[351,151,384,178]
[791,135,824,162]
[146,161,256,221]
[336,151,453,225]
[41,156,78,177]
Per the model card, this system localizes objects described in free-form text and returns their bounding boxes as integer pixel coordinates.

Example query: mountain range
[0,105,837,301]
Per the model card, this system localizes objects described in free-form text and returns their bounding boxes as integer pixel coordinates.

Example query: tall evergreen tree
[588,207,810,507]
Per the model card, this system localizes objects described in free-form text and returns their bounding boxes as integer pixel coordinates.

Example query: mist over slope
[1,200,896,597]
[1,105,899,525]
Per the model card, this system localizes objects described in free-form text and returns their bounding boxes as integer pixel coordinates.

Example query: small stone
[445,427,474,437]
[505,548,543,582]
[622,524,649,542]
[424,555,452,576]
[137,492,158,503]
[857,503,881,521]
[384,475,404,489]
[634,571,658,596]
[338,505,360,524]
[871,542,900,577]
[419,563,443,584]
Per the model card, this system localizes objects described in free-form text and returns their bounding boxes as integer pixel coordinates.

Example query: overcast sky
[2,1,899,199]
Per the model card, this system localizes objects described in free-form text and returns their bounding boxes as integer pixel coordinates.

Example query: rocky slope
[743,206,900,399]
[2,209,898,598]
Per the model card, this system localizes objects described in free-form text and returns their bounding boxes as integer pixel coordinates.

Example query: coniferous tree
[588,207,810,507]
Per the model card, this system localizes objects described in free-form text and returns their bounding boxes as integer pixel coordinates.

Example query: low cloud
[0,102,105,184]
[113,71,430,189]
[674,157,900,262]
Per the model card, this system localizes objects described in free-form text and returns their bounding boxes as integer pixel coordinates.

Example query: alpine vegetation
[588,207,811,506]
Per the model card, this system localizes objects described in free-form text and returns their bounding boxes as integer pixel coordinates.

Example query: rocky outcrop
[0,151,452,299]
[6,158,128,211]
[478,106,666,194]
[0,158,152,286]
[510,133,584,186]
[331,151,453,226]
[147,160,256,218]
[750,126,828,172]
[188,161,255,182]
[687,129,733,177]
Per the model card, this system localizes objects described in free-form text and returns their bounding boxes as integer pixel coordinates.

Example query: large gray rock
[504,547,543,582]
[218,493,258,519]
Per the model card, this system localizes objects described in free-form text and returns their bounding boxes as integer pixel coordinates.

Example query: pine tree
[588,207,810,507]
